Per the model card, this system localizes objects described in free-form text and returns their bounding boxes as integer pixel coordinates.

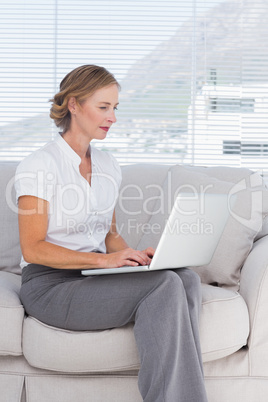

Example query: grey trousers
[21,265,208,402]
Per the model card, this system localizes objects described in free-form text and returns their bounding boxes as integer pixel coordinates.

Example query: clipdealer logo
[126,217,213,236]
[227,172,264,232]
[5,169,119,218]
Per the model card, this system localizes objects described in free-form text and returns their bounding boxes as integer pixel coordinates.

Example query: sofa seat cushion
[0,272,24,356]
[22,284,249,373]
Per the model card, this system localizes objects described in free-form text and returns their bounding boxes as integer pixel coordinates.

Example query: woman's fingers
[104,248,151,268]
[123,248,150,265]
[143,247,155,258]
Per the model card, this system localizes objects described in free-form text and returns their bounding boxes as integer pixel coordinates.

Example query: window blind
[0,0,268,178]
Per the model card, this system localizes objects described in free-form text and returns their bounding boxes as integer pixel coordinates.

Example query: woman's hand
[103,247,155,269]
[142,247,155,260]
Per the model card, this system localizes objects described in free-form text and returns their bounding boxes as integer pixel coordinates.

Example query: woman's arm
[105,210,129,253]
[18,196,153,270]
[18,195,106,269]
[105,211,155,264]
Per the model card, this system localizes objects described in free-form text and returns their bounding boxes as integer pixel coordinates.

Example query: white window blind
[1,0,268,177]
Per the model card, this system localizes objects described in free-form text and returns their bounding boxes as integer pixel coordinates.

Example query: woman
[15,65,208,402]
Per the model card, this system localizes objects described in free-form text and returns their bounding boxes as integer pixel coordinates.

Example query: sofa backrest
[0,161,170,276]
[1,161,268,280]
[116,163,268,248]
[116,163,268,290]
[115,163,170,249]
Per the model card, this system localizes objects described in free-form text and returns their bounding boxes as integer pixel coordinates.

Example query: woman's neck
[61,131,91,160]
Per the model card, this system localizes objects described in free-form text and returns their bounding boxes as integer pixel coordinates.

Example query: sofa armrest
[239,235,268,375]
[0,272,24,356]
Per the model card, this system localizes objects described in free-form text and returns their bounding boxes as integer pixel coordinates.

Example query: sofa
[1,160,268,402]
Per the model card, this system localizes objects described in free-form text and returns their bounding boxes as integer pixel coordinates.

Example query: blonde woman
[15,65,208,402]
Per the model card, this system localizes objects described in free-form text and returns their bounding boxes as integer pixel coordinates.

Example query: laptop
[82,193,232,276]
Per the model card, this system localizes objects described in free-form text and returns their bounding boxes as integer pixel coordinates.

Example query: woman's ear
[68,97,77,114]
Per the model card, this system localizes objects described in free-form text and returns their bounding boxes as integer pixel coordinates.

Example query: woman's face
[70,84,119,141]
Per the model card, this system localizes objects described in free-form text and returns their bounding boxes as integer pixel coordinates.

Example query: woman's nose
[107,110,117,124]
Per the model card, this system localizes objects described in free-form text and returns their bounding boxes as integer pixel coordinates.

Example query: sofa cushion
[137,165,267,290]
[191,165,268,243]
[23,320,139,373]
[115,164,169,249]
[0,272,24,356]
[0,162,22,275]
[22,284,249,372]
[200,284,249,362]
[182,165,254,183]
[255,214,268,241]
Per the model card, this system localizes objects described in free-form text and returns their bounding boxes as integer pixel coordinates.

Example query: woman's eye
[99,106,118,111]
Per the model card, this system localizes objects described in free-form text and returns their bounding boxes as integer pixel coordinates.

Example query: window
[209,98,255,113]
[1,0,268,179]
[223,141,268,156]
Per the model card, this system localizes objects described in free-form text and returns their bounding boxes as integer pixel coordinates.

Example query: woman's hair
[50,65,120,133]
